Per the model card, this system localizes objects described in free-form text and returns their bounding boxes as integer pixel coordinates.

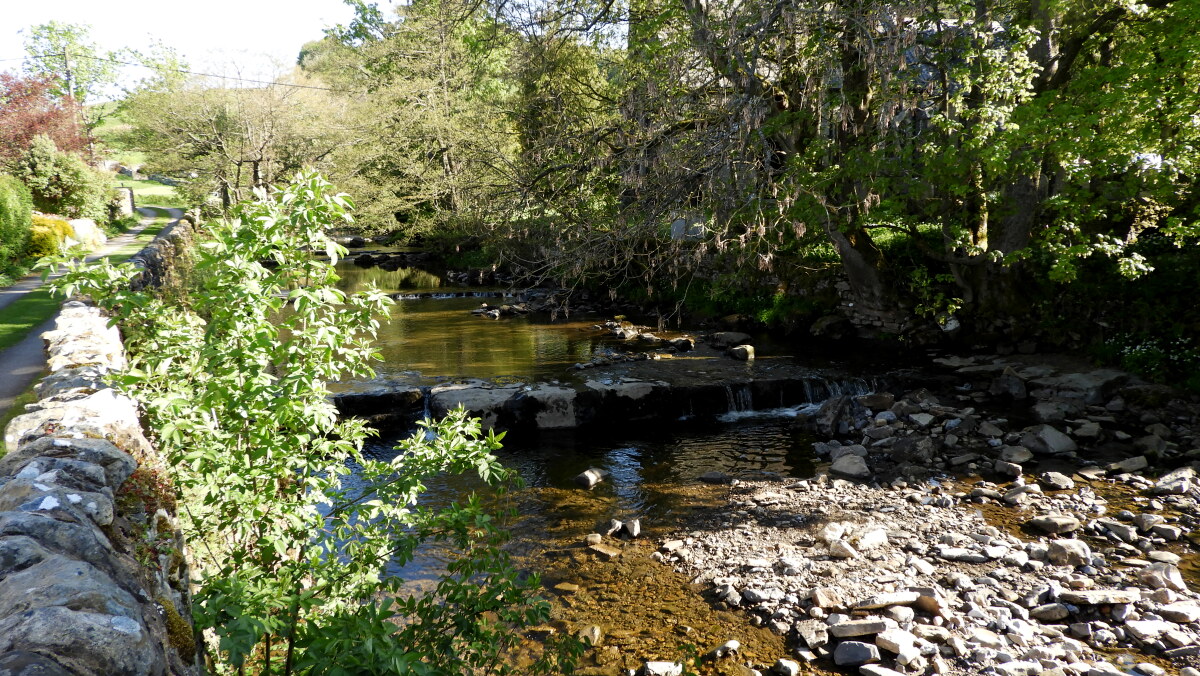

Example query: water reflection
[358,417,818,589]
[333,260,620,387]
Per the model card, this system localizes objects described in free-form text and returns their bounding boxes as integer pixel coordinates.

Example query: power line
[4,52,341,92]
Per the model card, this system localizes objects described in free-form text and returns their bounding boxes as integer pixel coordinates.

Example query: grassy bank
[0,208,174,349]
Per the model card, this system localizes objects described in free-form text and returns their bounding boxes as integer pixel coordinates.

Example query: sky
[0,0,363,87]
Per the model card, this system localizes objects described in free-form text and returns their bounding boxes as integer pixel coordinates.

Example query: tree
[14,134,113,221]
[54,171,576,674]
[21,21,122,135]
[308,0,520,235]
[488,0,1200,326]
[0,73,88,167]
[121,77,352,210]
[0,173,33,268]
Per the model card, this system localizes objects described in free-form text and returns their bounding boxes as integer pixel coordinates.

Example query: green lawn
[115,177,190,208]
[0,287,60,352]
[0,380,43,445]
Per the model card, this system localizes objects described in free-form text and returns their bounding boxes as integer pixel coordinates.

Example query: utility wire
[4,52,340,91]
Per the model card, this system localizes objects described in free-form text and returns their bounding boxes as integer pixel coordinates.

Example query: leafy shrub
[55,171,576,675]
[0,173,32,265]
[14,134,113,222]
[27,213,74,258]
[104,212,140,236]
[1097,333,1200,393]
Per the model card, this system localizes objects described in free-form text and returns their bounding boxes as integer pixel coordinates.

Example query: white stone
[831,540,859,559]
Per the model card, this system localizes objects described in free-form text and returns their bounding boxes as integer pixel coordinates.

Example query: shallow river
[333,256,877,672]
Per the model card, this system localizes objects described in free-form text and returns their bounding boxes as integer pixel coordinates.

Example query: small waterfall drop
[419,386,435,440]
[723,383,753,413]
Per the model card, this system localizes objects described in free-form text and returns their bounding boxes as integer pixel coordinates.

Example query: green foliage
[1096,334,1200,394]
[21,21,121,132]
[0,173,33,265]
[104,213,141,236]
[28,213,74,258]
[14,135,113,221]
[908,268,964,326]
[53,170,573,675]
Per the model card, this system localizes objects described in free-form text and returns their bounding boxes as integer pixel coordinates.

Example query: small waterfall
[800,376,878,403]
[419,386,433,421]
[419,386,436,440]
[723,383,753,413]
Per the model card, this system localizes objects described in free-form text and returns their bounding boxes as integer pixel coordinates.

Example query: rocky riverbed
[564,353,1200,676]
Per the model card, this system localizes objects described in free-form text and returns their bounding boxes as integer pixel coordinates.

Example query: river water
[332,255,875,672]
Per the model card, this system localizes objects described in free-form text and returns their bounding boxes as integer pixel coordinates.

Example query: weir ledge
[333,374,881,434]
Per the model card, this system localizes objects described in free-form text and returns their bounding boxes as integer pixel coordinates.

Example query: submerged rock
[575,468,609,489]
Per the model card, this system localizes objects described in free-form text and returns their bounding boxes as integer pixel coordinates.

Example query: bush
[0,174,32,265]
[55,171,577,674]
[14,134,113,222]
[27,214,74,258]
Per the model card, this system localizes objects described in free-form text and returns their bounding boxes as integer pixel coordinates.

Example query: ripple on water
[350,418,825,672]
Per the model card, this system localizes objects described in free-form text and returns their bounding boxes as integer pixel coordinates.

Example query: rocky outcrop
[0,302,198,675]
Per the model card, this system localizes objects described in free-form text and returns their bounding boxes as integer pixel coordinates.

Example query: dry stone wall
[0,298,198,675]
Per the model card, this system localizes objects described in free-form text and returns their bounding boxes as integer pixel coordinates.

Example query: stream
[332,253,894,673]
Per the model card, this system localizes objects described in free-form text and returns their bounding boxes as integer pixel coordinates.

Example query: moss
[158,594,196,657]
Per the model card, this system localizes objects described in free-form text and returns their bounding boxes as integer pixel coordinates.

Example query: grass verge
[0,379,43,446]
[0,288,59,352]
[0,209,173,349]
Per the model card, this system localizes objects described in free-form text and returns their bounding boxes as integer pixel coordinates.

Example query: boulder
[999,446,1034,463]
[1139,563,1187,591]
[1029,515,1080,535]
[1108,455,1149,473]
[1020,425,1078,455]
[1030,603,1071,621]
[989,370,1028,399]
[1028,369,1129,405]
[708,332,752,348]
[1058,589,1140,605]
[0,606,161,676]
[1039,472,1075,491]
[575,468,609,489]
[829,619,890,638]
[1153,467,1196,495]
[795,619,829,648]
[0,651,74,676]
[729,345,755,360]
[587,544,622,561]
[830,455,871,480]
[833,641,880,666]
[1046,539,1091,567]
[668,337,694,352]
[0,437,135,488]
[1033,400,1078,422]
[4,389,150,457]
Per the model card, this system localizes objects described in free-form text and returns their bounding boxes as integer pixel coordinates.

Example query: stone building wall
[0,250,200,672]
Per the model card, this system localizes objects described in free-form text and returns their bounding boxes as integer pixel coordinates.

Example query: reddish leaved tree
[0,72,88,166]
